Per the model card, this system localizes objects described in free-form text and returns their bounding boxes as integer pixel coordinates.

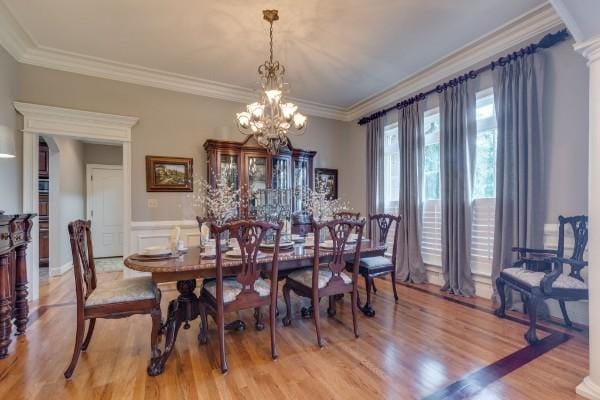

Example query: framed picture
[146,156,193,192]
[315,168,338,200]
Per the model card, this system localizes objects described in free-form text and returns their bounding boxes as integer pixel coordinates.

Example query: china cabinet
[203,136,315,222]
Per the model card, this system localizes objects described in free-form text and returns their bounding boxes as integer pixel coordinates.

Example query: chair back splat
[312,218,366,291]
[212,220,282,306]
[558,215,588,279]
[369,214,401,265]
[68,220,98,307]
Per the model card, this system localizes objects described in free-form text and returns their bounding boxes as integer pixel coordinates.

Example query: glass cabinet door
[272,157,291,190]
[219,154,239,190]
[293,159,309,212]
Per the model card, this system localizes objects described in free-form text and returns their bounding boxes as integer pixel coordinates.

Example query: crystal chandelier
[236,10,307,154]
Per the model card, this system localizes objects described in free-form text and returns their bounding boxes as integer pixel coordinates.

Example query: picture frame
[315,168,338,200]
[146,155,193,192]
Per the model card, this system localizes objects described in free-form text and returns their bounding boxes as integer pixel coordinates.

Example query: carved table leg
[0,254,12,358]
[148,279,200,376]
[14,245,29,335]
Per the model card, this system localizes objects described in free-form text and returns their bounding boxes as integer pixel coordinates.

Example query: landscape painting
[146,156,193,192]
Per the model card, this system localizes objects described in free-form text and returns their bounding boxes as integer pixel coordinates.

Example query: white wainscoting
[130,220,201,254]
[425,223,589,325]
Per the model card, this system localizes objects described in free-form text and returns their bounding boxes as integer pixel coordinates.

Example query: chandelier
[236,10,307,154]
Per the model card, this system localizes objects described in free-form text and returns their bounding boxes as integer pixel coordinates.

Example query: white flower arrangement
[194,175,243,225]
[302,180,350,222]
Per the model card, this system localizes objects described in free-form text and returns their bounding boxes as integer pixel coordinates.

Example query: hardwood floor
[0,271,589,399]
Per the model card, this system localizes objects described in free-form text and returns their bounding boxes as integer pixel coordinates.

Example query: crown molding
[345,3,563,121]
[0,1,563,123]
[574,35,600,65]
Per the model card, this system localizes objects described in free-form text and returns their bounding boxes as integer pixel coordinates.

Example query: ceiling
[3,0,551,118]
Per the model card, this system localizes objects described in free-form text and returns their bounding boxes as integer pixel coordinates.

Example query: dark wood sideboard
[0,212,35,358]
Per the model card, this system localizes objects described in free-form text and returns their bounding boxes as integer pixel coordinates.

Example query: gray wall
[341,36,590,224]
[53,136,86,266]
[84,143,122,166]
[0,45,21,214]
[17,66,348,222]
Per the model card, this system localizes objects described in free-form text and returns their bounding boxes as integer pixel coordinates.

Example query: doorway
[86,164,124,258]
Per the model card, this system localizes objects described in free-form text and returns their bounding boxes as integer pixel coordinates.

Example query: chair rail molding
[14,101,138,301]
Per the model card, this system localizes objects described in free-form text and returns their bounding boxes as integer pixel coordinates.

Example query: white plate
[140,246,172,256]
[225,249,267,258]
[261,241,294,248]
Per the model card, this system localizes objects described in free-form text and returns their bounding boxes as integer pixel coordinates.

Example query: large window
[473,88,497,199]
[422,108,442,265]
[471,88,498,276]
[383,122,399,214]
[420,89,498,271]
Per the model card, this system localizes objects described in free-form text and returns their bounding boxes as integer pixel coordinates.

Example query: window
[383,122,399,214]
[421,108,442,265]
[473,88,497,199]
[471,88,498,276]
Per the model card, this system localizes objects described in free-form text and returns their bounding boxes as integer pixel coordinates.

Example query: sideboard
[0,212,35,358]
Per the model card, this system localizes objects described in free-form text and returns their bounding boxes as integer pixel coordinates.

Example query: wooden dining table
[125,240,386,376]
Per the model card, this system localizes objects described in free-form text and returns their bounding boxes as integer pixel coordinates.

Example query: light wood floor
[0,271,589,400]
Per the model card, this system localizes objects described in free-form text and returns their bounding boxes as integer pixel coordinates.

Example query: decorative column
[576,36,600,400]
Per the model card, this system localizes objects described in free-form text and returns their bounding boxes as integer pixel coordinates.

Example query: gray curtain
[366,116,385,241]
[397,102,426,283]
[439,80,477,296]
[492,53,545,290]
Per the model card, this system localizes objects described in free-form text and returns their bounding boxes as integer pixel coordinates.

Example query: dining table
[124,240,386,376]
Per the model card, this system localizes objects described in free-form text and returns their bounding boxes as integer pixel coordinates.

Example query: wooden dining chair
[345,214,401,317]
[198,220,282,373]
[65,220,162,379]
[282,218,365,347]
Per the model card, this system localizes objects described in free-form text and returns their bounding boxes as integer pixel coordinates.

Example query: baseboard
[49,261,72,277]
[577,377,600,399]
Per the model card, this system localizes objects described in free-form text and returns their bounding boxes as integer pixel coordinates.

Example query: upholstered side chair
[345,214,401,317]
[65,220,162,379]
[198,220,282,373]
[282,218,365,347]
[495,215,588,343]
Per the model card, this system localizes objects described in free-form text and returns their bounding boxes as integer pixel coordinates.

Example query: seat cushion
[287,268,352,289]
[203,278,271,303]
[501,267,587,290]
[359,256,394,269]
[86,276,158,306]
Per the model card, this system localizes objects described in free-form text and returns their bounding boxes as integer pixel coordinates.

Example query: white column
[576,36,600,400]
[21,131,40,301]
[122,141,132,257]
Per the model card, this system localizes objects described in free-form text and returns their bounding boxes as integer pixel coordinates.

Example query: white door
[88,165,123,258]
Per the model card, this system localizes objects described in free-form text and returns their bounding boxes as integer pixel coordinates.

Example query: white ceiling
[3,0,548,116]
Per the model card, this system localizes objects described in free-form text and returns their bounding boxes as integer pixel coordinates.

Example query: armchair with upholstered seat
[495,215,588,343]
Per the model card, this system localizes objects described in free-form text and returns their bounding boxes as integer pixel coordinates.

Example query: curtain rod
[357,28,570,126]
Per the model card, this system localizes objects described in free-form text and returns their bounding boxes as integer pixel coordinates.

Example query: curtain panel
[397,103,426,283]
[491,53,545,290]
[439,80,477,296]
[366,116,385,241]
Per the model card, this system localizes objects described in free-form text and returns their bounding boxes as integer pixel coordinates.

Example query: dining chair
[198,220,282,373]
[345,214,401,317]
[65,220,162,379]
[282,218,365,347]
